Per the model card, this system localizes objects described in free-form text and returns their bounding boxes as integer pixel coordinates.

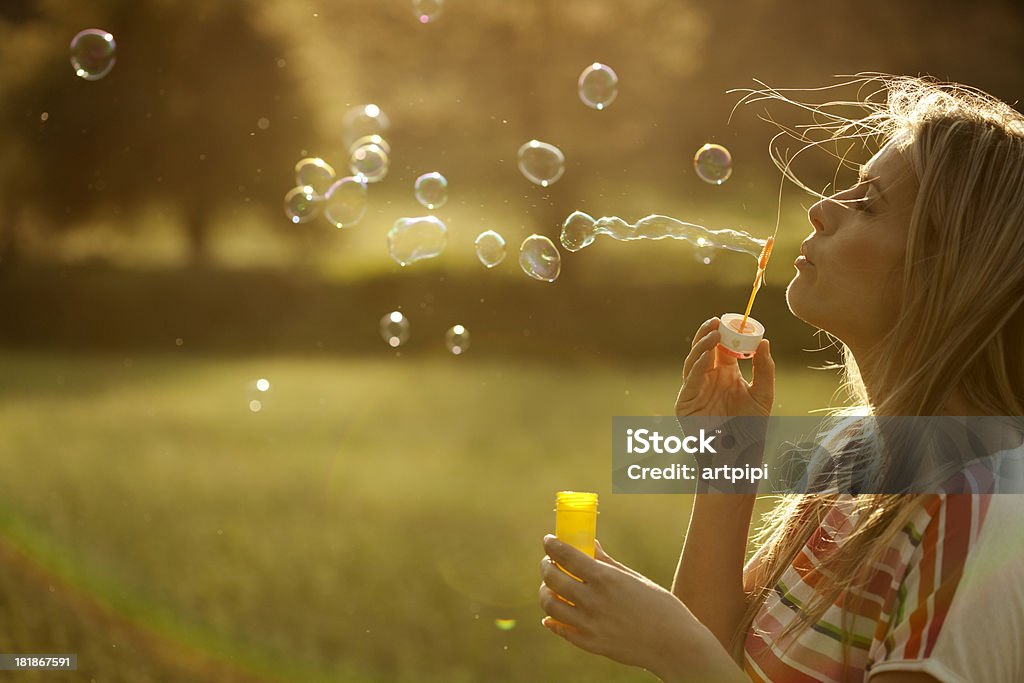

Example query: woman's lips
[795,255,814,268]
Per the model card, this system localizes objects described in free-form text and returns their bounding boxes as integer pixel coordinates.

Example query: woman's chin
[785,274,815,323]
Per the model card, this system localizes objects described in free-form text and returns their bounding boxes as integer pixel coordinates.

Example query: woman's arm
[671,317,775,651]
[671,493,758,652]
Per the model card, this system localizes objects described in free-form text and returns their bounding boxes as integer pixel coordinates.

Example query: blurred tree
[0,0,318,265]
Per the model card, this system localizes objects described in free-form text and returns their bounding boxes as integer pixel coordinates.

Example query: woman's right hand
[674,317,775,418]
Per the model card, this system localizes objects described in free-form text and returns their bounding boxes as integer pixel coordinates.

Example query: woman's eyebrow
[858,165,887,198]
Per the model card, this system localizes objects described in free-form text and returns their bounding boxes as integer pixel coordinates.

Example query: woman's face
[786,142,918,352]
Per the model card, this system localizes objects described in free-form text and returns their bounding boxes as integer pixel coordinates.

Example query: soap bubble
[517,140,565,187]
[350,143,390,183]
[388,216,448,266]
[256,378,271,392]
[693,143,733,185]
[323,176,368,228]
[445,325,470,355]
[380,311,410,348]
[284,186,320,224]
[70,29,116,81]
[474,230,506,268]
[519,235,561,282]
[294,157,336,196]
[343,104,390,149]
[414,172,448,209]
[560,211,597,252]
[348,134,391,156]
[413,0,443,23]
[494,619,517,631]
[578,63,618,110]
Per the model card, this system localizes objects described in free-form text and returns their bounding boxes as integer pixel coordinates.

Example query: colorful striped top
[741,489,1024,682]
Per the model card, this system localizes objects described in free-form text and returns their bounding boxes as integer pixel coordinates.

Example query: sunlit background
[1,1,1022,681]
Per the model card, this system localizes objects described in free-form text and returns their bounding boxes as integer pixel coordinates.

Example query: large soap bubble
[388,216,448,266]
[343,104,391,149]
[519,235,561,282]
[474,230,506,268]
[517,140,565,187]
[284,186,320,224]
[70,29,117,81]
[294,158,336,196]
[578,63,618,110]
[350,143,390,183]
[323,177,368,228]
[693,143,733,185]
[414,172,448,209]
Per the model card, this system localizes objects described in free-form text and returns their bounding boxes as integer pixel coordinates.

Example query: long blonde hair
[732,75,1024,667]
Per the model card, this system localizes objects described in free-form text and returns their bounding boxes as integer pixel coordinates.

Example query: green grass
[0,351,838,682]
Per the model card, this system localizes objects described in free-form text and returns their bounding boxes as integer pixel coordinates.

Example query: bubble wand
[739,233,775,333]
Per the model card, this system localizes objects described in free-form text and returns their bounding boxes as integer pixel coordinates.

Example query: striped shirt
[742,489,1024,682]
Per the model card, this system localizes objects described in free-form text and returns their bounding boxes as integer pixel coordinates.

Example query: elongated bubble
[388,216,448,266]
[559,211,766,258]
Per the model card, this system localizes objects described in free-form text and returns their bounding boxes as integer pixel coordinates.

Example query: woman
[538,75,1024,682]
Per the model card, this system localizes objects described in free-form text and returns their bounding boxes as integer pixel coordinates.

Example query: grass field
[0,351,839,682]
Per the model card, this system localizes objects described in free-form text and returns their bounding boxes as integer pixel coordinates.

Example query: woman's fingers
[748,339,775,411]
[543,536,602,583]
[690,317,720,349]
[682,329,721,379]
[676,347,715,407]
[539,584,581,627]
[540,555,586,605]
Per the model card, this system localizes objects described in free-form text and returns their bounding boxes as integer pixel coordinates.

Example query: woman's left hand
[539,535,745,683]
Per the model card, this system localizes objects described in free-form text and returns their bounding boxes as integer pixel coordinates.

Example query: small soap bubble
[257,117,270,130]
[494,619,517,631]
[519,234,561,282]
[284,186,320,224]
[348,134,391,156]
[560,211,597,252]
[256,378,271,392]
[249,399,263,413]
[350,143,390,183]
[694,236,714,265]
[578,63,618,110]
[445,325,470,355]
[388,216,448,266]
[70,29,117,81]
[324,176,368,228]
[294,157,336,196]
[380,311,410,348]
[343,104,390,149]
[693,143,733,185]
[517,140,565,187]
[414,172,448,209]
[413,0,443,23]
[474,230,506,268]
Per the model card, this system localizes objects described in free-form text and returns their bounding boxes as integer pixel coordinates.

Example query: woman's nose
[807,197,829,234]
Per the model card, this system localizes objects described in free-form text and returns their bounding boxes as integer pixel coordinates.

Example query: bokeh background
[1,1,1022,681]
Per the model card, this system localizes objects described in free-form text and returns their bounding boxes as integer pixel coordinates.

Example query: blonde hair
[731,75,1024,669]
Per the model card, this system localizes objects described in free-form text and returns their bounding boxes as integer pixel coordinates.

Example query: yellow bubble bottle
[554,491,598,558]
